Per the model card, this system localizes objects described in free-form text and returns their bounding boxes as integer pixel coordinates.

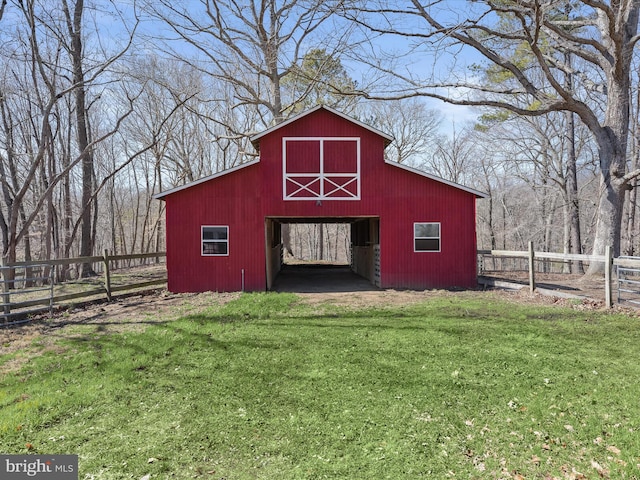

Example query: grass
[1,292,640,479]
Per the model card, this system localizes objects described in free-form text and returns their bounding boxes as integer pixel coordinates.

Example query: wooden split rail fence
[5,246,640,323]
[478,242,640,307]
[1,251,166,323]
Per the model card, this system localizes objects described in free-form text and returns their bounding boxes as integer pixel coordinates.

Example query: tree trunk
[565,110,583,273]
[0,214,7,259]
[61,153,73,281]
[624,180,638,256]
[543,195,557,273]
[586,59,634,273]
[282,224,292,257]
[587,142,627,274]
[43,129,55,282]
[623,83,640,256]
[582,3,638,274]
[590,182,625,268]
[65,0,96,277]
[2,243,16,290]
[155,160,164,259]
[19,206,33,287]
[267,2,283,123]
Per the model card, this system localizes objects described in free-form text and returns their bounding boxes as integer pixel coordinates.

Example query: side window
[414,223,440,252]
[202,226,229,256]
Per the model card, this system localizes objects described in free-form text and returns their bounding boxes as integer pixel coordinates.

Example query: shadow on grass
[37,292,590,370]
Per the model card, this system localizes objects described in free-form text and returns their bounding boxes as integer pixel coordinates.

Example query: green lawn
[1,292,640,479]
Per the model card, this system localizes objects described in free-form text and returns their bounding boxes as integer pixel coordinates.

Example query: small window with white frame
[202,226,229,256]
[414,222,440,252]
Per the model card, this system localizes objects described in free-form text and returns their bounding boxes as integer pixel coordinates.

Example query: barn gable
[155,105,485,293]
[249,104,394,148]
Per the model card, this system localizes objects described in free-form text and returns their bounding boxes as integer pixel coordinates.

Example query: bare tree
[425,124,474,185]
[343,0,640,271]
[359,98,441,166]
[0,0,137,271]
[145,0,349,127]
[477,111,593,266]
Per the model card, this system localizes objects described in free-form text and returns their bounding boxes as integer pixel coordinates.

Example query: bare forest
[2,0,640,274]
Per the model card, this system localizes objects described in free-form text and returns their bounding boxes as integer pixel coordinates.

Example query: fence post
[528,241,535,295]
[103,249,112,301]
[605,245,612,308]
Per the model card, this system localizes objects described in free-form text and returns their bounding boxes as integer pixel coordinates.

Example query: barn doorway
[265,217,380,292]
[283,223,351,265]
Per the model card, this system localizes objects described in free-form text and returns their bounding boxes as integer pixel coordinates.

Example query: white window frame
[282,137,361,201]
[414,222,441,253]
[201,225,229,256]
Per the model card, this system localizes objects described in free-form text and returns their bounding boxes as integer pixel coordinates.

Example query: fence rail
[1,251,166,323]
[477,249,608,263]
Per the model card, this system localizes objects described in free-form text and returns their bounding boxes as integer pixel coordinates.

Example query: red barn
[154,106,486,293]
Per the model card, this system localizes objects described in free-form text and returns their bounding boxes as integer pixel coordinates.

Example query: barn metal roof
[154,157,486,200]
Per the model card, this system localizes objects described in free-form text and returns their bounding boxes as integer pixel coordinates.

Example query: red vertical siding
[165,164,266,292]
[162,107,480,292]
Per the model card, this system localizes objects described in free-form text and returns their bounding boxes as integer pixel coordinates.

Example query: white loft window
[414,222,440,252]
[202,226,229,256]
[283,137,360,200]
